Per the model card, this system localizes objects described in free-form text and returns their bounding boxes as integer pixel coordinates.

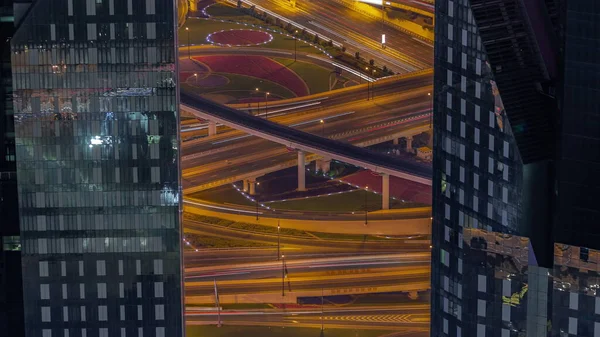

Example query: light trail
[183,199,262,215]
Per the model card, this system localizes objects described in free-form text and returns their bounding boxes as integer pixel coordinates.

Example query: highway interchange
[181,0,434,335]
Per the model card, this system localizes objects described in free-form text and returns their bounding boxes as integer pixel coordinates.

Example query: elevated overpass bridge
[181,93,432,208]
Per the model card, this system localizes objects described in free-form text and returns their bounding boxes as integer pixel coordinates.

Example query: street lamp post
[294,30,298,61]
[366,67,370,100]
[255,88,260,115]
[371,69,376,100]
[281,254,286,297]
[277,221,281,260]
[264,92,270,119]
[185,27,190,59]
[428,92,432,129]
[193,73,198,84]
[320,119,325,137]
[364,186,369,225]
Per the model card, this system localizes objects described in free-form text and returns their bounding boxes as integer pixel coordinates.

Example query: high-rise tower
[431,0,600,335]
[10,1,184,337]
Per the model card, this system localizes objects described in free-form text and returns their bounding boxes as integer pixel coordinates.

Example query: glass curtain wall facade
[10,1,183,337]
[431,0,529,336]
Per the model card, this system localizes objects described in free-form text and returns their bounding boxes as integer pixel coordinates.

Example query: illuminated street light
[364,185,369,225]
[255,88,260,115]
[320,119,325,137]
[193,73,198,84]
[265,92,270,119]
[428,92,432,129]
[294,30,299,61]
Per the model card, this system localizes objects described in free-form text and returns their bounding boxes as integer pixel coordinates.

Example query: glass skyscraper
[432,0,600,336]
[10,1,184,337]
[430,0,529,335]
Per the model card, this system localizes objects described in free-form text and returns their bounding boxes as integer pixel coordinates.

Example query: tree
[301,28,307,37]
[237,0,242,8]
[341,46,346,52]
[313,34,320,44]
[355,51,360,59]
[369,59,375,66]
[286,23,293,32]
[328,39,333,47]
[382,65,388,73]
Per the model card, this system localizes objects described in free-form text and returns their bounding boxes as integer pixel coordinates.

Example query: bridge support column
[321,158,331,173]
[405,136,413,153]
[249,180,256,195]
[188,0,197,11]
[297,151,306,191]
[315,157,332,173]
[208,121,217,136]
[382,173,390,210]
[408,291,419,300]
[242,179,249,192]
[393,138,399,145]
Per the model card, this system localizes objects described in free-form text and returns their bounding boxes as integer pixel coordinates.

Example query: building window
[154,282,164,298]
[569,317,578,335]
[41,307,51,322]
[154,260,163,275]
[96,260,106,276]
[155,305,164,320]
[478,275,486,292]
[477,299,486,317]
[39,261,49,277]
[40,284,50,300]
[97,283,107,299]
[137,305,143,321]
[98,306,107,321]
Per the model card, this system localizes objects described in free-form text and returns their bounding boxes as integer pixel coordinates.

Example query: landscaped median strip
[183,213,407,242]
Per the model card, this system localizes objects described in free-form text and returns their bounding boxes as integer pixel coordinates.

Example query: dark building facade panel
[0,1,25,337]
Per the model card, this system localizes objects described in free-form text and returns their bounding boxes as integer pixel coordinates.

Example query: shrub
[355,51,360,59]
[341,46,346,52]
[369,59,375,66]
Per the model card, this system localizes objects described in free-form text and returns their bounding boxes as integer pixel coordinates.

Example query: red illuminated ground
[193,55,309,96]
[208,29,272,46]
[341,170,432,205]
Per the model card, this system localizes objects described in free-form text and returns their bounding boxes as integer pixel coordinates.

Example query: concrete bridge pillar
[208,121,217,136]
[188,0,197,12]
[382,173,390,210]
[392,138,399,145]
[408,291,419,300]
[249,180,256,195]
[321,158,331,173]
[297,151,306,191]
[315,157,332,173]
[405,136,413,153]
[242,179,249,192]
